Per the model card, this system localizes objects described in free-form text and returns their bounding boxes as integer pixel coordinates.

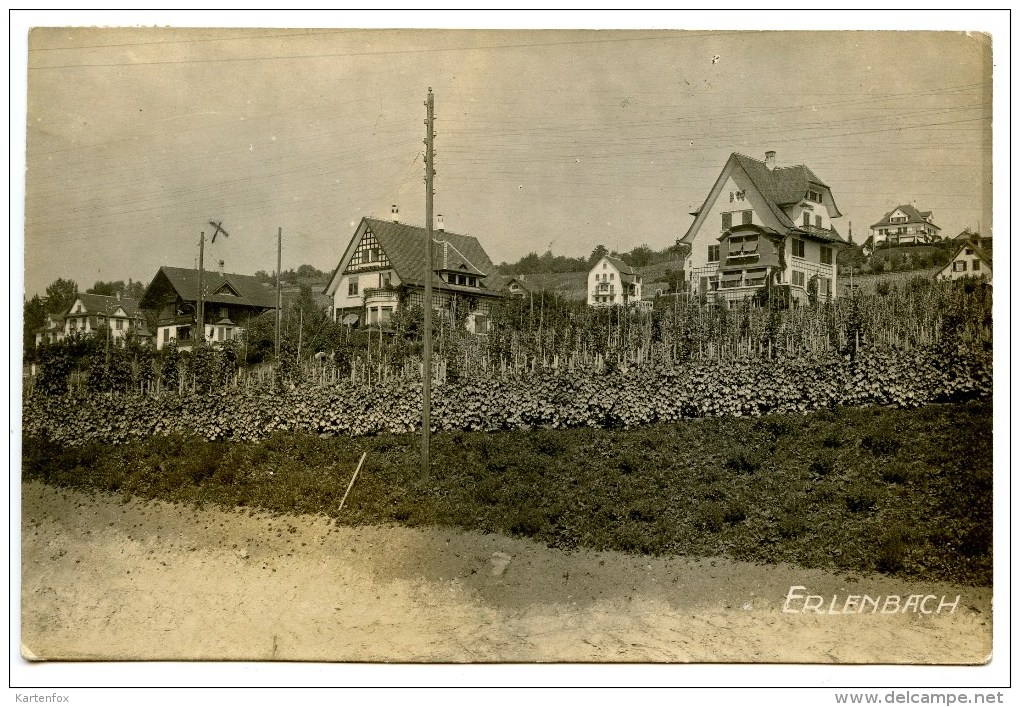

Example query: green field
[22,399,992,586]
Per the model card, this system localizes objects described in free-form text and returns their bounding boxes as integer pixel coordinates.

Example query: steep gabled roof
[326,218,498,294]
[605,256,639,277]
[870,204,940,229]
[732,153,834,209]
[71,293,145,319]
[947,240,993,270]
[683,152,843,244]
[140,266,277,310]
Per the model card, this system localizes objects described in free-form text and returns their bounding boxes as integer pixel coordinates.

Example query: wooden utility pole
[422,87,435,480]
[275,227,282,360]
[197,231,205,346]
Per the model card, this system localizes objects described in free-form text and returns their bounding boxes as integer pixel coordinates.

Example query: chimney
[390,204,399,222]
[436,214,445,231]
[218,259,224,277]
[116,291,121,302]
[765,150,777,170]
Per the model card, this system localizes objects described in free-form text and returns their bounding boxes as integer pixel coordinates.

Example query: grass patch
[21,400,992,585]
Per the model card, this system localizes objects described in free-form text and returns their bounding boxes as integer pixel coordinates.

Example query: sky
[15,12,997,302]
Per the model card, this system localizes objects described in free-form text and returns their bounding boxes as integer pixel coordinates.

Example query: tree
[296,264,323,279]
[662,267,686,294]
[44,278,78,315]
[23,294,46,354]
[125,279,146,300]
[87,280,125,296]
[622,244,654,268]
[588,244,609,265]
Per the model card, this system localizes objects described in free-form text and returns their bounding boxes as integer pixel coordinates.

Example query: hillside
[837,268,939,296]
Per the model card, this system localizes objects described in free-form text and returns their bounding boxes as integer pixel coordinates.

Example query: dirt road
[20,481,991,663]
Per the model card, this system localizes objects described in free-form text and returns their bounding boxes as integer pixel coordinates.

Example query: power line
[28,31,741,70]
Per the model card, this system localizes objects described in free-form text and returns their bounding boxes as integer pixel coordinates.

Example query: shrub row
[22,345,991,447]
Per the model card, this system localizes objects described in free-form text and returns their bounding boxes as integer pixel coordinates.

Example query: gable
[345,226,391,273]
[212,282,240,298]
[681,159,790,246]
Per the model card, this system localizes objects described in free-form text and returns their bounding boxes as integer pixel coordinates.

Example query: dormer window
[806,189,822,203]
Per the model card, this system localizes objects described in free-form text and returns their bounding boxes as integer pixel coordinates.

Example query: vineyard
[22,277,992,447]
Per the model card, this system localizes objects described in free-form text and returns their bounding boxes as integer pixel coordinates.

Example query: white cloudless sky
[17,13,994,300]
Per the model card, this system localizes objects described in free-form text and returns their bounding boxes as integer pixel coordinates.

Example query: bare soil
[20,481,991,663]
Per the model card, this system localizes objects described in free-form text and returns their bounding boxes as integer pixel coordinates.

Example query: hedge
[21,343,991,447]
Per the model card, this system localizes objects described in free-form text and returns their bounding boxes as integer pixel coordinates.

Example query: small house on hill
[937,240,992,283]
[588,256,642,306]
[139,265,277,350]
[870,205,941,247]
[323,213,502,335]
[37,292,150,347]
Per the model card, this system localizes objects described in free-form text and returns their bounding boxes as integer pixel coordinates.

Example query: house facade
[870,205,941,247]
[323,215,502,335]
[139,266,277,350]
[34,312,65,346]
[587,256,642,306]
[680,151,846,307]
[36,293,150,347]
[937,241,992,283]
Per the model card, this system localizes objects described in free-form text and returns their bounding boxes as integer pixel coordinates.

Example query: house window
[953,261,967,272]
[348,277,359,296]
[603,262,607,269]
[820,246,832,265]
[815,215,822,229]
[792,271,806,287]
[823,277,832,296]
[708,245,720,262]
[742,210,753,225]
[474,314,488,334]
[972,260,981,271]
[468,277,477,287]
[381,306,394,324]
[722,212,732,230]
[381,272,392,288]
[610,273,615,280]
[964,248,974,255]
[806,190,822,203]
[802,212,810,227]
[744,268,767,287]
[792,239,805,258]
[163,328,169,343]
[115,319,123,330]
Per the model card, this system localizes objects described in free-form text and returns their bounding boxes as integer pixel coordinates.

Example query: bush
[22,345,992,448]
[862,431,901,457]
[844,487,878,514]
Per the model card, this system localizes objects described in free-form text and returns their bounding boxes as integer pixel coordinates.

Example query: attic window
[806,189,822,203]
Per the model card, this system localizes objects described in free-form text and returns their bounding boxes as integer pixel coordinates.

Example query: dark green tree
[44,278,79,315]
